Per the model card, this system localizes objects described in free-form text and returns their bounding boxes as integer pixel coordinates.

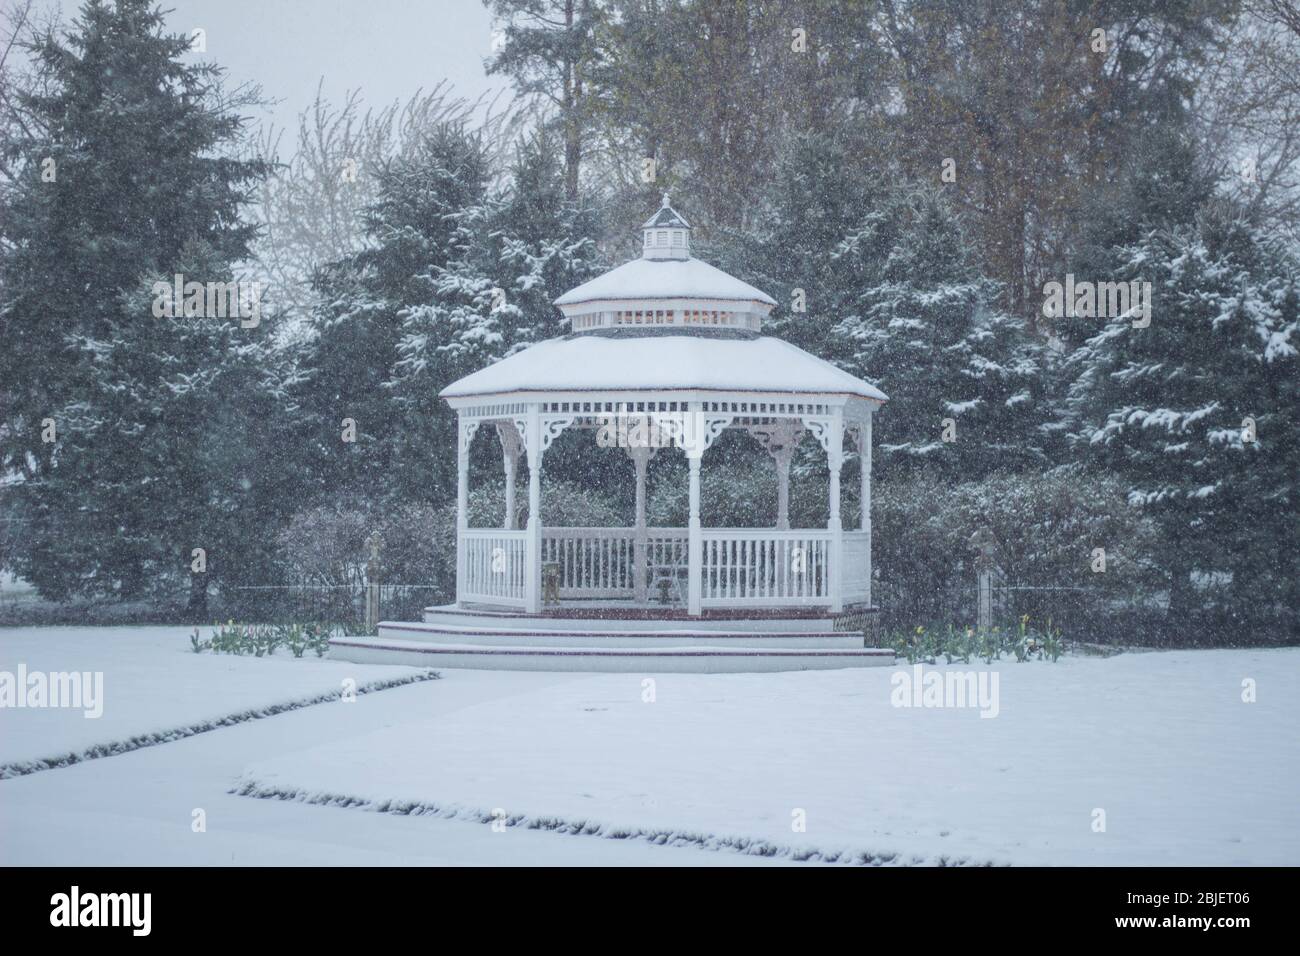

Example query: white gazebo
[330,198,893,672]
[444,196,886,618]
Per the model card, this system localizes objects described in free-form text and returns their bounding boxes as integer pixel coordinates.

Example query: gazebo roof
[440,331,888,403]
[553,257,777,307]
[641,203,691,230]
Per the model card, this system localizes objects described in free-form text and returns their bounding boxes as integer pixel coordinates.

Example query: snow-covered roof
[554,257,778,307]
[440,333,887,402]
[642,205,691,229]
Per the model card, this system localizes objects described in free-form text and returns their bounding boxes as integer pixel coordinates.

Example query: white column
[497,423,521,531]
[774,447,793,530]
[864,409,873,606]
[687,403,703,616]
[524,405,543,613]
[687,454,702,616]
[455,415,470,607]
[629,446,652,604]
[827,408,844,614]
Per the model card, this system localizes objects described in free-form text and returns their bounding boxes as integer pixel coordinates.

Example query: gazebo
[331,198,893,672]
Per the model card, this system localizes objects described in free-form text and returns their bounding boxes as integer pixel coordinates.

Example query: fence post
[969,527,995,631]
[365,532,383,634]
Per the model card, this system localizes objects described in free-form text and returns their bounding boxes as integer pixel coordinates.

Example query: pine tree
[295,122,497,510]
[710,131,878,360]
[485,0,604,201]
[488,129,604,347]
[833,186,1048,480]
[0,0,271,612]
[1062,207,1299,632]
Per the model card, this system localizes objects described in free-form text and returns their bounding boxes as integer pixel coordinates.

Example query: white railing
[842,530,870,605]
[542,527,636,598]
[468,527,841,609]
[461,529,527,606]
[541,527,691,599]
[644,528,688,576]
[700,529,833,607]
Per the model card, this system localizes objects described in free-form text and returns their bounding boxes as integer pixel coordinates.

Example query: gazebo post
[827,408,844,614]
[524,405,543,613]
[455,413,470,607]
[497,422,522,530]
[687,404,703,616]
[775,453,791,530]
[629,445,653,604]
[863,408,873,606]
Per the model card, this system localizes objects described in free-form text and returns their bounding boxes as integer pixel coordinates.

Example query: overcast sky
[42,0,509,136]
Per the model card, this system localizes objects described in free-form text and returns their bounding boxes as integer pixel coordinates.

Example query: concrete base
[329,636,895,673]
[327,604,892,673]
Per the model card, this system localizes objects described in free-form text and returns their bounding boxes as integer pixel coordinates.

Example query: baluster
[795,536,803,600]
[745,538,752,598]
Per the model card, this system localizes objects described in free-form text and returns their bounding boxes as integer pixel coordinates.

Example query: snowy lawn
[0,669,790,865]
[236,648,1300,865]
[0,626,427,773]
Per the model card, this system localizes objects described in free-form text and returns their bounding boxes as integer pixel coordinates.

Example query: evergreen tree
[485,0,604,201]
[295,123,497,510]
[1062,207,1299,632]
[488,128,605,347]
[0,0,271,612]
[711,131,879,360]
[833,186,1049,480]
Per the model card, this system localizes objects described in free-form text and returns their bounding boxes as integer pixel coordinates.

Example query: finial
[661,191,670,208]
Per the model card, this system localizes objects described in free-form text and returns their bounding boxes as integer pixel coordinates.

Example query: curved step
[380,620,862,650]
[331,635,896,673]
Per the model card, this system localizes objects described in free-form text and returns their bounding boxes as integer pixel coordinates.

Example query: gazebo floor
[446,601,875,622]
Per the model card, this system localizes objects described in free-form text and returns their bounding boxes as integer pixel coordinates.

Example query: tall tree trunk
[1165,551,1196,642]
[564,108,580,202]
[563,0,579,201]
[186,571,209,619]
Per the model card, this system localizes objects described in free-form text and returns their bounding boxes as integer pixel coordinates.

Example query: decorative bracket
[540,416,575,454]
[804,415,843,470]
[745,420,805,466]
[458,419,481,457]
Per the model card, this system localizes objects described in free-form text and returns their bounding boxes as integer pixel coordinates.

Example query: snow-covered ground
[234,649,1300,865]
[0,626,426,773]
[2,627,1296,865]
[0,653,781,865]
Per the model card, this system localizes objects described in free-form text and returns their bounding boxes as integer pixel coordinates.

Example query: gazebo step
[330,635,895,673]
[380,618,863,649]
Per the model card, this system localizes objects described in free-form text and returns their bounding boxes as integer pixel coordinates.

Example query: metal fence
[874,569,1162,638]
[221,581,446,633]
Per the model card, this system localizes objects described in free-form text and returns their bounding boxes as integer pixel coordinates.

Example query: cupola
[553,199,777,333]
[641,193,691,260]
